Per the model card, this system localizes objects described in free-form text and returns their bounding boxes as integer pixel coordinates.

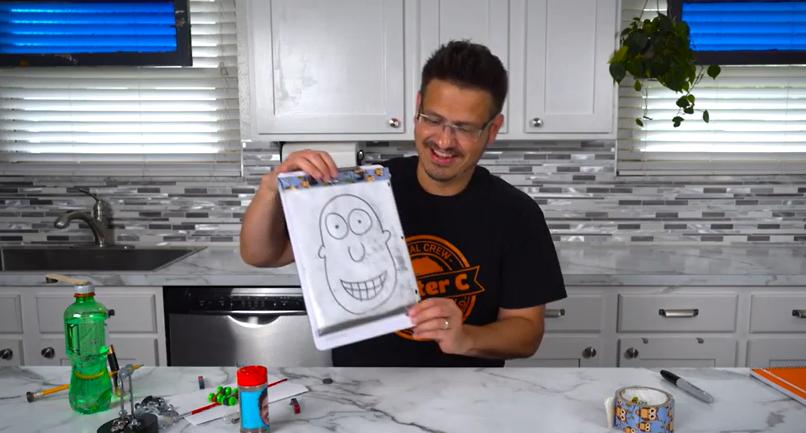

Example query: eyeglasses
[416,111,494,143]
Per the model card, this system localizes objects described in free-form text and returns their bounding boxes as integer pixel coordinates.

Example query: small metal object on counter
[96,364,158,433]
[322,378,333,384]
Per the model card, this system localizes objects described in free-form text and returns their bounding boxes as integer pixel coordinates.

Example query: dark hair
[419,40,508,119]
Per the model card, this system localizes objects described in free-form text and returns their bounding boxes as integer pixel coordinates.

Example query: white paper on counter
[166,376,308,425]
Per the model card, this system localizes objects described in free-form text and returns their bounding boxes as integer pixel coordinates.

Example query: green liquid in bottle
[64,292,112,415]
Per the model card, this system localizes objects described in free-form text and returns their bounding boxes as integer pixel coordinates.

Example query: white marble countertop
[1,244,806,287]
[1,366,805,433]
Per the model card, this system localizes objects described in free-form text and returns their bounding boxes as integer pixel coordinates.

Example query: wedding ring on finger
[443,318,449,330]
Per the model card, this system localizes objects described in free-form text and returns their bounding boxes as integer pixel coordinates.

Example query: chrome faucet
[54,188,112,247]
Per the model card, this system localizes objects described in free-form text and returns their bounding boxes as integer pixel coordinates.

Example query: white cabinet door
[523,0,617,134]
[618,337,737,368]
[507,336,602,367]
[247,0,407,135]
[747,338,806,367]
[418,0,510,134]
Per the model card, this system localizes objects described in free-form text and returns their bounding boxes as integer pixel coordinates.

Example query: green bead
[208,393,215,402]
[224,386,231,395]
[226,396,237,406]
[216,386,223,394]
[216,393,225,404]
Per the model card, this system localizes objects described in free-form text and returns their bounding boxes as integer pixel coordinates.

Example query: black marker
[660,370,714,403]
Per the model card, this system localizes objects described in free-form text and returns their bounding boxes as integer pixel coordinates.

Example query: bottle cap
[236,365,268,387]
[74,283,95,296]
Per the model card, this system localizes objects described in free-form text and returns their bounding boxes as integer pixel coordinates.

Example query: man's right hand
[260,149,340,194]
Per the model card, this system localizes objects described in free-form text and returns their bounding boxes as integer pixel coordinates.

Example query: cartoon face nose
[348,243,366,262]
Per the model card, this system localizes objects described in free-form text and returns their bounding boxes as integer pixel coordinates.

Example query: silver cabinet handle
[0,349,12,360]
[530,118,543,128]
[624,348,639,359]
[545,308,565,318]
[388,118,401,128]
[582,347,597,359]
[793,309,806,319]
[659,308,699,318]
[41,347,55,359]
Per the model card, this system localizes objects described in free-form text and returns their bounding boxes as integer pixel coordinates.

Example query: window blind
[617,0,806,176]
[0,0,241,177]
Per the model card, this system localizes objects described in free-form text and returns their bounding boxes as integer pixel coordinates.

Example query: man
[240,40,567,367]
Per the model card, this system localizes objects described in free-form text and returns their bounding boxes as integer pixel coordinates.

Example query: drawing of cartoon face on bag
[317,194,399,314]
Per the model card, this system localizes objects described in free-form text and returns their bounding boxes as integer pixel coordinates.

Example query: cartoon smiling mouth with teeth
[318,194,398,315]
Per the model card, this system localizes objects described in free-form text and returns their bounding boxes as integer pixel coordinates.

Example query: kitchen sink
[0,245,204,272]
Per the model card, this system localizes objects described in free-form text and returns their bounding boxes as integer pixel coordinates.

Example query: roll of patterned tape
[613,386,675,433]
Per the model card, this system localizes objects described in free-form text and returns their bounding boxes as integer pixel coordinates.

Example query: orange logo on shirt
[396,234,486,341]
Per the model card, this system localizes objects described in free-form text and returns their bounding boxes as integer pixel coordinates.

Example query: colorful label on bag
[278,165,390,190]
[239,386,269,430]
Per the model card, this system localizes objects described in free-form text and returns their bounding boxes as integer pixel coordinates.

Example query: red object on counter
[290,398,300,414]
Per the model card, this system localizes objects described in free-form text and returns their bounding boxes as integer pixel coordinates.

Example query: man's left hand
[408,298,472,355]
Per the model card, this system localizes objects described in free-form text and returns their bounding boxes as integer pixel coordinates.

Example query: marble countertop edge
[1,244,805,287]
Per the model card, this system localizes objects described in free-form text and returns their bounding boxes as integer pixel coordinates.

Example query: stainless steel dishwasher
[164,287,332,367]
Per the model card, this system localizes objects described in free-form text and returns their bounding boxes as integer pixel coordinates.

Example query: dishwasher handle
[225,312,307,327]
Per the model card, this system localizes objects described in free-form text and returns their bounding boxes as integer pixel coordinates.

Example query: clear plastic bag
[278,165,421,350]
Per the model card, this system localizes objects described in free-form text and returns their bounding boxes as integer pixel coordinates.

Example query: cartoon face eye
[348,209,372,235]
[325,213,348,239]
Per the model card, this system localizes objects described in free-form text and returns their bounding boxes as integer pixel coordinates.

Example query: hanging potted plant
[608,11,721,128]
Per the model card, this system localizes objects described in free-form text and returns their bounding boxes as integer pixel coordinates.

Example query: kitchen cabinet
[0,290,24,366]
[240,0,409,139]
[520,0,619,135]
[506,286,806,369]
[237,0,620,142]
[0,286,166,367]
[618,337,737,368]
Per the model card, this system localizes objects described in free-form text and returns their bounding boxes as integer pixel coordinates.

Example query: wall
[2,140,805,246]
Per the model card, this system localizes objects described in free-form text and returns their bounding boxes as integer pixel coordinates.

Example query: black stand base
[96,413,159,433]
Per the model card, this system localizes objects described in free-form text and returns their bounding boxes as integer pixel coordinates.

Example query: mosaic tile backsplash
[1,140,805,246]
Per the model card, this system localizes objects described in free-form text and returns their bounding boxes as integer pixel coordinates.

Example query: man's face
[414,79,503,185]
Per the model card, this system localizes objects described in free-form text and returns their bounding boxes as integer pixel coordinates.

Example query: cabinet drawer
[747,338,806,367]
[618,294,737,332]
[37,293,157,334]
[544,294,603,332]
[750,294,806,333]
[0,294,22,333]
[507,336,602,367]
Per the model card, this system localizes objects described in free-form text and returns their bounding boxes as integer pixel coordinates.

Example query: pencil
[26,364,142,403]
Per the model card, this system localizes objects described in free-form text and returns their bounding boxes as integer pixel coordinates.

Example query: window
[0,0,240,177]
[617,0,806,176]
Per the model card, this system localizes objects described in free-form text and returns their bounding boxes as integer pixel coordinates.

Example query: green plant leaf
[625,31,649,55]
[636,118,644,127]
[673,116,684,128]
[609,63,627,83]
[610,45,628,64]
[707,64,721,79]
[633,79,642,92]
[703,110,710,123]
[684,106,694,114]
[687,94,695,103]
[676,96,690,108]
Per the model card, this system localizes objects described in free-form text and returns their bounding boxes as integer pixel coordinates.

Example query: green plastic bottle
[63,282,112,414]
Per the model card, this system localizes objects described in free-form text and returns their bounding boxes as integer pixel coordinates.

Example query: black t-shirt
[330,155,567,367]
